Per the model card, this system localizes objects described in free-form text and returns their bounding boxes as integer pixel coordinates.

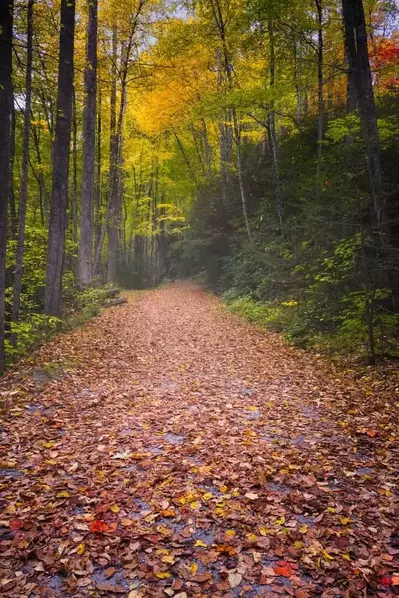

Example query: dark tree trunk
[12,0,34,337]
[31,123,49,222]
[79,0,97,286]
[107,26,118,283]
[0,0,14,373]
[342,0,383,228]
[71,86,78,250]
[94,85,102,265]
[315,0,324,186]
[342,0,399,305]
[9,102,17,239]
[44,0,76,317]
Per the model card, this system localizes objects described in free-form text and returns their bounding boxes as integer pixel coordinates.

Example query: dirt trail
[0,283,398,597]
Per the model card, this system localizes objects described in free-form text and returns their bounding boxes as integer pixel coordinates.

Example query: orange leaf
[273,562,292,577]
[89,520,110,533]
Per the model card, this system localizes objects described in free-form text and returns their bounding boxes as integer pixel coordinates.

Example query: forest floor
[0,282,398,598]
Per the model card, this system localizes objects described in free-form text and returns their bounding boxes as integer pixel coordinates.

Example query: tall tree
[315,0,324,187]
[44,0,76,317]
[0,0,14,373]
[107,26,119,283]
[267,18,284,230]
[79,0,98,286]
[12,0,34,335]
[342,0,383,230]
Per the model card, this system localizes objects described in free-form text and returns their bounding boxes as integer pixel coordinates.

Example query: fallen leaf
[228,572,242,588]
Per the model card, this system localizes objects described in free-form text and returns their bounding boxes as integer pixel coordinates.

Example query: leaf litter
[0,282,398,597]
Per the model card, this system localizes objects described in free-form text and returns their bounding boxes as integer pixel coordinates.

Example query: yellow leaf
[178,497,186,505]
[56,491,70,498]
[275,515,285,525]
[259,526,270,536]
[339,516,350,525]
[157,526,170,536]
[299,524,308,534]
[247,533,258,542]
[327,507,335,513]
[121,518,133,527]
[190,562,198,575]
[220,485,228,493]
[247,406,257,411]
[226,529,236,537]
[110,504,120,513]
[294,541,303,549]
[195,539,207,547]
[203,492,213,500]
[155,572,171,579]
[77,543,85,555]
[342,553,351,561]
[44,441,54,448]
[190,501,200,510]
[322,550,334,561]
[161,555,175,564]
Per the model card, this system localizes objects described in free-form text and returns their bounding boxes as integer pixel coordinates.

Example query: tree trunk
[44,0,76,317]
[31,123,49,222]
[342,0,383,229]
[71,86,78,249]
[79,0,97,286]
[201,118,212,177]
[295,42,304,120]
[9,102,17,239]
[0,0,14,373]
[315,0,324,187]
[12,0,34,337]
[94,85,102,271]
[232,111,252,243]
[267,18,284,231]
[107,26,118,284]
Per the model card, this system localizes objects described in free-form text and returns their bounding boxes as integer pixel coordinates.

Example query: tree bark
[0,0,14,373]
[12,0,34,337]
[107,26,119,283]
[71,86,78,249]
[342,0,383,229]
[94,85,102,265]
[315,0,324,187]
[44,0,76,317]
[79,0,98,286]
[232,111,252,243]
[9,102,17,239]
[267,18,284,231]
[31,123,49,221]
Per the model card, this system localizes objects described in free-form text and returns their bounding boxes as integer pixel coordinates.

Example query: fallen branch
[103,298,127,308]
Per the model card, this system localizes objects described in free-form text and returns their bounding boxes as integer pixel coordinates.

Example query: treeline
[0,0,398,372]
[0,0,173,372]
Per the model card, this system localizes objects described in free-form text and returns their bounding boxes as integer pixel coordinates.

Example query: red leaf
[89,520,110,533]
[273,561,292,577]
[10,519,25,531]
[380,575,393,587]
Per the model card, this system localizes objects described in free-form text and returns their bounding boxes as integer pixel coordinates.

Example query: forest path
[1,283,398,597]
